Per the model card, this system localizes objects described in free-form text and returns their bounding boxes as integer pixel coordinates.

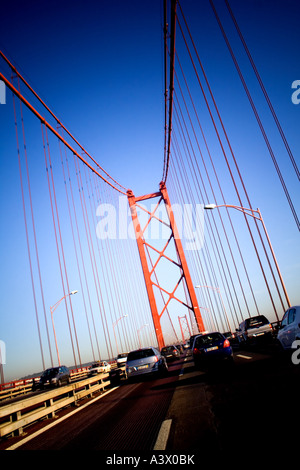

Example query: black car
[161,345,180,362]
[38,366,71,388]
[192,332,233,367]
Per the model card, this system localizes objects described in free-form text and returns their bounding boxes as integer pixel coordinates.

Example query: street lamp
[204,203,291,310]
[112,315,128,355]
[195,285,231,331]
[50,290,78,366]
[137,324,149,349]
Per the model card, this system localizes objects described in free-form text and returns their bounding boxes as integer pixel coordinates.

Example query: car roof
[129,347,156,352]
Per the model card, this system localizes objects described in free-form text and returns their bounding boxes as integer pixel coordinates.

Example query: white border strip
[6,386,119,450]
[153,419,172,450]
[236,354,252,360]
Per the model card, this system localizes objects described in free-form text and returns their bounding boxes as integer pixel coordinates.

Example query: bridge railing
[0,373,111,439]
[0,369,89,402]
[0,362,117,402]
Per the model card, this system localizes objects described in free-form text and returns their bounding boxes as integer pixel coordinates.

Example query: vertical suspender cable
[225,0,300,182]
[12,84,46,371]
[210,0,299,236]
[16,77,53,367]
[176,2,280,319]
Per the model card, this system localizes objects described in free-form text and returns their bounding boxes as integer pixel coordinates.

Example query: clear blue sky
[0,0,299,382]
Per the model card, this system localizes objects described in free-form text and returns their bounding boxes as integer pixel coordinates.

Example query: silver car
[126,347,168,379]
[277,306,300,350]
[236,315,274,346]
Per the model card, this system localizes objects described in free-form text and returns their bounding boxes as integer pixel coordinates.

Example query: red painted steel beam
[127,190,165,350]
[159,181,205,332]
[127,183,205,350]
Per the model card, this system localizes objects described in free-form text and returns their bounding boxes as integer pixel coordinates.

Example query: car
[89,361,111,376]
[192,332,233,367]
[235,315,274,346]
[161,345,180,361]
[116,352,128,367]
[126,347,168,379]
[38,366,71,388]
[277,306,300,350]
[223,331,240,350]
[188,334,200,350]
[175,343,184,354]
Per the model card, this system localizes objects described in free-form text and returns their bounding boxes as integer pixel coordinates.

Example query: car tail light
[193,347,200,355]
[223,339,230,348]
[154,355,159,362]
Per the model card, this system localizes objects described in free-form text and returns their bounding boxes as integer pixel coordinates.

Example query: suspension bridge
[0,0,299,388]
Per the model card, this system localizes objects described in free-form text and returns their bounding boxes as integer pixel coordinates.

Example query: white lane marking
[5,386,119,450]
[236,354,252,360]
[153,419,172,450]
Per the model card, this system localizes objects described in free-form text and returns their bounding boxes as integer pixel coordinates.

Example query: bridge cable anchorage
[209,0,300,232]
[0,67,128,196]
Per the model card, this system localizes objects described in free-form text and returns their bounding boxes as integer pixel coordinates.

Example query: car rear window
[42,368,59,377]
[246,316,269,329]
[194,333,223,347]
[127,349,155,361]
[162,346,175,353]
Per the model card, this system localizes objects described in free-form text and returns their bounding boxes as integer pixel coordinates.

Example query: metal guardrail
[0,373,110,439]
[0,362,117,402]
[0,369,90,402]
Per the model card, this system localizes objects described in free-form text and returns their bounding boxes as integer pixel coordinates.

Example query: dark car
[192,332,233,367]
[223,331,240,350]
[189,334,200,350]
[126,347,168,379]
[161,345,180,361]
[236,315,274,346]
[175,343,184,354]
[38,366,71,388]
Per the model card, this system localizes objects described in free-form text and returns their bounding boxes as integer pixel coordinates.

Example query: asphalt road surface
[2,345,299,457]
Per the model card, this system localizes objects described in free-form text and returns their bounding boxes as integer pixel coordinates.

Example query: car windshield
[162,346,176,353]
[127,349,155,361]
[246,316,269,329]
[194,333,223,347]
[42,368,59,377]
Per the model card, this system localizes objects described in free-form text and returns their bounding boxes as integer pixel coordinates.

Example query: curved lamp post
[50,290,78,366]
[137,324,149,349]
[195,285,231,332]
[204,203,291,311]
[112,315,128,355]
